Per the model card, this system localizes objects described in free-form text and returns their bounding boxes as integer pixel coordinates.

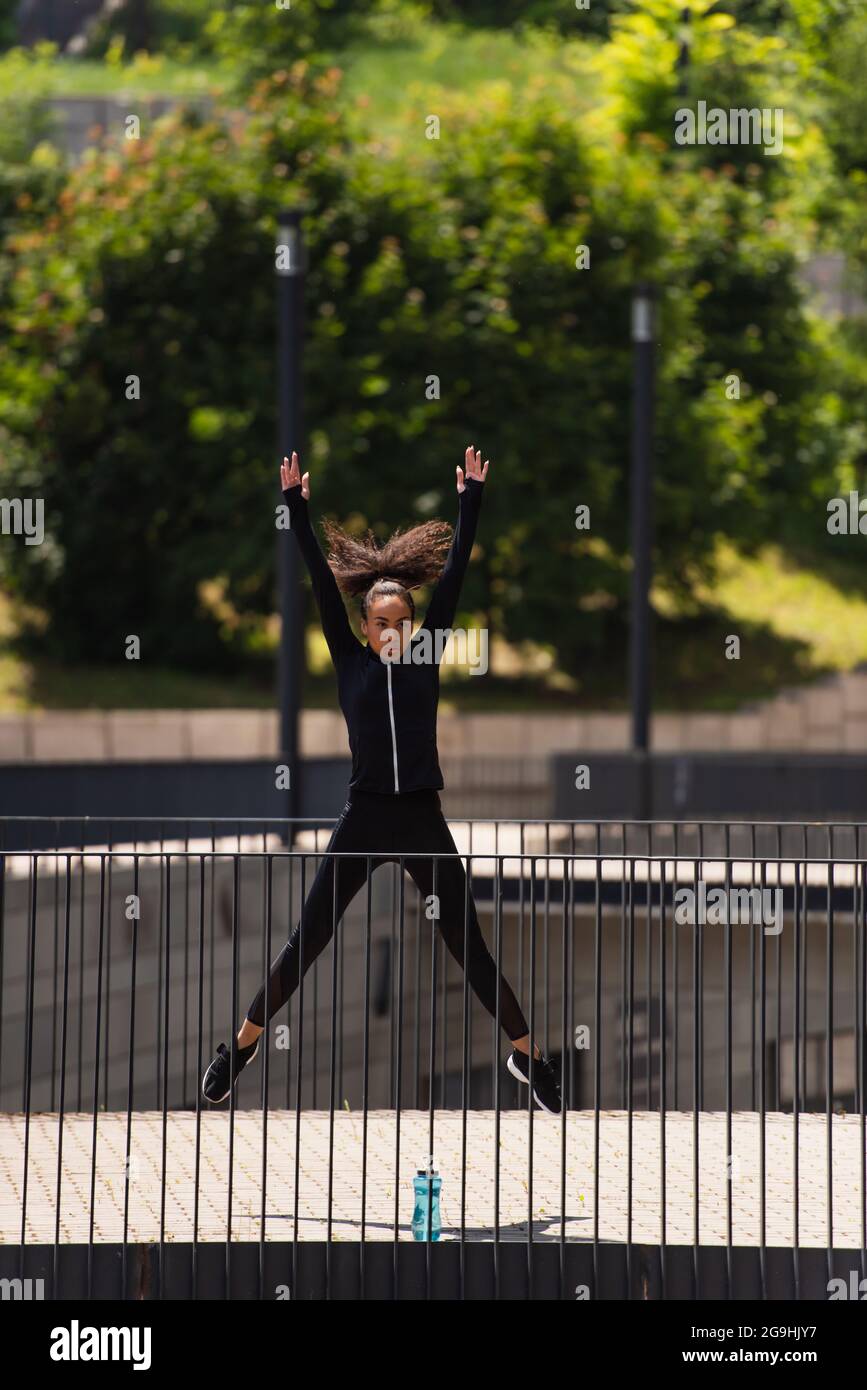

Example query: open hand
[281,451,310,498]
[456,444,489,493]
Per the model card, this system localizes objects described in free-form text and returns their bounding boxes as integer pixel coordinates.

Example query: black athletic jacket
[283,475,485,794]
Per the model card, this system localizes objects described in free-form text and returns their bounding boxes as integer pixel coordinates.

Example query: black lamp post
[276,209,307,830]
[630,283,657,818]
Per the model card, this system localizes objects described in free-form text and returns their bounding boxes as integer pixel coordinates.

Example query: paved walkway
[1,1110,863,1247]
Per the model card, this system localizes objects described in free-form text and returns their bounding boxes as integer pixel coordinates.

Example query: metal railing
[1,816,866,1300]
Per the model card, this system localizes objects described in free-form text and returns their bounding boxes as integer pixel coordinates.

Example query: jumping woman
[202,446,561,1113]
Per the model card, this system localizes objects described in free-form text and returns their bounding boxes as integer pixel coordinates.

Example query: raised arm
[420,446,488,636]
[280,453,359,666]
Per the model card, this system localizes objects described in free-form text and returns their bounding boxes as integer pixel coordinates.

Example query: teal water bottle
[412,1156,442,1241]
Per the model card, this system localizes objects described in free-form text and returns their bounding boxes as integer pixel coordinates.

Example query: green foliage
[82,0,215,57]
[598,0,794,176]
[0,66,352,670]
[0,0,864,686]
[83,0,391,66]
[784,0,860,60]
[83,0,623,62]
[207,0,368,73]
[0,29,858,681]
[823,9,867,176]
[79,0,629,69]
[0,0,17,53]
[0,54,66,247]
[426,0,618,37]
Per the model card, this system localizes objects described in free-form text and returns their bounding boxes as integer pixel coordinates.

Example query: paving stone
[1,1109,863,1247]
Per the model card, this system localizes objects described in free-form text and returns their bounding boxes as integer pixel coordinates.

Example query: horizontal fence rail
[0,816,866,1300]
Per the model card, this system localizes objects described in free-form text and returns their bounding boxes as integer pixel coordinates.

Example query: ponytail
[321,518,453,617]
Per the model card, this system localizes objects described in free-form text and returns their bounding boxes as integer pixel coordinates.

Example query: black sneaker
[507,1048,562,1113]
[202,1037,260,1104]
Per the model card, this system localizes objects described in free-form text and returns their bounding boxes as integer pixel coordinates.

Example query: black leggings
[245,788,530,1042]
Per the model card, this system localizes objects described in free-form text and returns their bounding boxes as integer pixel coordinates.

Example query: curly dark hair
[320,517,453,619]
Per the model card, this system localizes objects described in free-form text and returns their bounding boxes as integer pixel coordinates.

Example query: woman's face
[361,594,413,658]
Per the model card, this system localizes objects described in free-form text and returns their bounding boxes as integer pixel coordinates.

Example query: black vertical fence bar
[853,843,860,1126]
[0,845,5,1120]
[801,827,809,1116]
[159,855,172,1300]
[860,842,867,1288]
[517,822,525,1111]
[775,827,782,1112]
[358,850,372,1295]
[226,855,240,1297]
[439,859,447,1110]
[646,832,652,1110]
[692,838,700,1300]
[77,836,85,1113]
[466,823,473,1104]
[527,856,537,1297]
[659,856,667,1300]
[426,856,439,1293]
[626,856,635,1295]
[155,827,164,1112]
[543,825,550,1057]
[312,845,320,1112]
[698,825,705,1113]
[209,827,216,1089]
[20,853,38,1275]
[750,824,757,1111]
[192,854,205,1302]
[47,822,59,1117]
[339,828,345,1112]
[491,823,500,1122]
[673,822,679,1111]
[285,834,294,1112]
[413,881,422,1109]
[360,857,373,1298]
[182,834,190,1112]
[104,828,114,1113]
[826,833,834,1282]
[724,824,733,1300]
[389,863,397,1114]
[394,858,406,1297]
[0,833,5,1110]
[568,825,577,1111]
[460,850,471,1298]
[53,856,72,1299]
[291,854,308,1299]
[328,850,340,1299]
[559,853,568,1300]
[257,830,267,1100]
[759,847,767,1299]
[87,855,107,1299]
[592,827,602,1300]
[260,852,273,1301]
[493,852,503,1299]
[620,834,627,1111]
[792,854,801,1300]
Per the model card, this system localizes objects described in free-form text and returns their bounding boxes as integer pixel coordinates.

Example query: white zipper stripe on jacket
[386,661,400,792]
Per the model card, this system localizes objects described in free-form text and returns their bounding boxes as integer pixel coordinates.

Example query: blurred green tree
[0,6,862,684]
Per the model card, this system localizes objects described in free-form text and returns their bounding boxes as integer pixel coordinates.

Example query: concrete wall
[2,664,867,769]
